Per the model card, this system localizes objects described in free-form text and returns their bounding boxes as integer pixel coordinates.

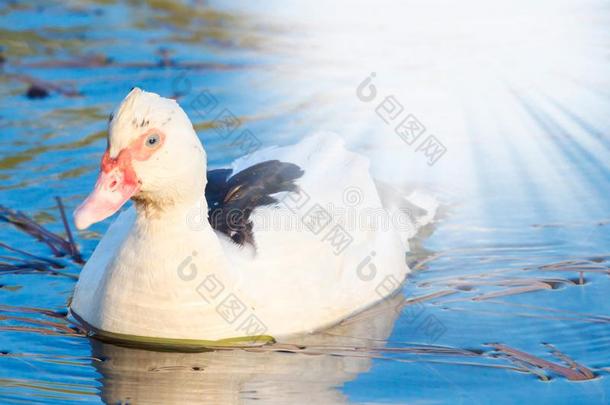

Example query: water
[1,0,609,403]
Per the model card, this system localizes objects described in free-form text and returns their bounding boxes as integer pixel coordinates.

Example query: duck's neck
[132,195,206,225]
[130,193,209,236]
[126,195,226,271]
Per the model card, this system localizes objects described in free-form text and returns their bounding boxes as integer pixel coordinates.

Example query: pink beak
[74,151,140,230]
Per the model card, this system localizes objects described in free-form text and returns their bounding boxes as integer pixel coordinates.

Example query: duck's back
[216,133,435,336]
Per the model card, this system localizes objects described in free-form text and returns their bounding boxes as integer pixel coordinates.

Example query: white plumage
[71,88,437,343]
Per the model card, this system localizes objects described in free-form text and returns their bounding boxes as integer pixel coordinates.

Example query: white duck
[71,88,437,345]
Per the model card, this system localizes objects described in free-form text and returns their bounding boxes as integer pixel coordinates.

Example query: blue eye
[146,133,160,147]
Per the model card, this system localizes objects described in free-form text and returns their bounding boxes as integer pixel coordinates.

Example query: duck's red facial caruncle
[74,129,165,230]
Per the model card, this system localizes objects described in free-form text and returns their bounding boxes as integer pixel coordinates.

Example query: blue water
[1,0,609,403]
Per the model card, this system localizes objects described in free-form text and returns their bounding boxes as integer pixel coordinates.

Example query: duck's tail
[373,180,440,251]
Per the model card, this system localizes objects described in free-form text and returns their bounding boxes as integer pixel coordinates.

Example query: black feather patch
[205,161,304,246]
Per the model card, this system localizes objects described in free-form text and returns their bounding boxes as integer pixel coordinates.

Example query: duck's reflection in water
[91,293,404,404]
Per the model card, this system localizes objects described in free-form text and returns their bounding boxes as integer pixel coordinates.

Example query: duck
[70,88,437,345]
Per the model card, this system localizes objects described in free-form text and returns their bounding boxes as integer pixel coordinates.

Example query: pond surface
[1,0,609,403]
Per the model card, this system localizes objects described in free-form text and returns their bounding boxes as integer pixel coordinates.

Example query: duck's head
[74,88,206,230]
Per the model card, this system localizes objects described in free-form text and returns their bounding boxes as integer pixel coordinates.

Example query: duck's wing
[205,161,304,246]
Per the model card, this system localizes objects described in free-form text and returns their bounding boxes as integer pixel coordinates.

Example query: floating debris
[25,84,50,99]
[0,241,65,268]
[8,73,81,98]
[0,198,83,264]
[55,197,83,264]
[489,343,596,381]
